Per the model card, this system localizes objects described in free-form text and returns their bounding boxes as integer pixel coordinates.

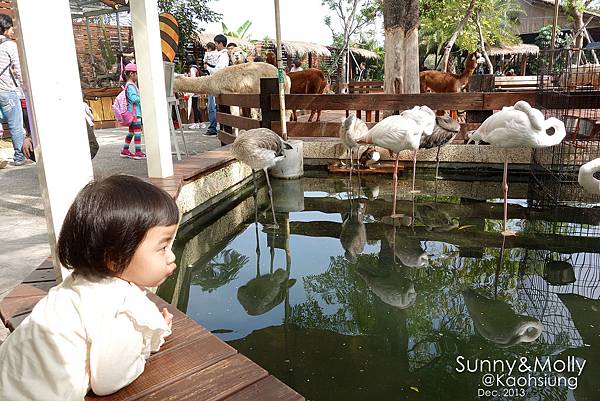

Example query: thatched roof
[280,40,331,57]
[350,47,379,60]
[488,44,539,56]
[191,32,255,52]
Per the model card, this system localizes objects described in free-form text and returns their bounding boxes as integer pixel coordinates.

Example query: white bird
[361,106,436,217]
[468,101,566,235]
[578,158,600,195]
[232,128,293,229]
[339,114,369,171]
[420,116,461,180]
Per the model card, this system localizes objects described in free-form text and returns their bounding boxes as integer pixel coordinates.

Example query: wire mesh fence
[528,48,600,205]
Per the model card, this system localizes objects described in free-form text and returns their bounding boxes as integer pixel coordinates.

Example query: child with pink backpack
[114,63,145,159]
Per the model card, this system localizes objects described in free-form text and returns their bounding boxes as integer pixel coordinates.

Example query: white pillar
[13,0,94,281]
[130,0,173,178]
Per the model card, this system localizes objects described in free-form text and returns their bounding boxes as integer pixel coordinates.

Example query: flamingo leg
[392,153,400,217]
[410,150,420,194]
[435,146,442,180]
[263,167,278,229]
[501,159,515,236]
[349,147,353,182]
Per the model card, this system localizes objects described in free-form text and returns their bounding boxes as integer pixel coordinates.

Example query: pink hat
[124,63,137,72]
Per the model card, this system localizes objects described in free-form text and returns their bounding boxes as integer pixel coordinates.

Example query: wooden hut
[488,43,540,76]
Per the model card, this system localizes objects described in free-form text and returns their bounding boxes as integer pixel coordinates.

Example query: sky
[201,0,365,45]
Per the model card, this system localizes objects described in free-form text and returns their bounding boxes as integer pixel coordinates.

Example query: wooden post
[130,0,174,178]
[520,54,528,76]
[260,77,279,132]
[85,17,97,86]
[218,104,232,134]
[14,0,94,281]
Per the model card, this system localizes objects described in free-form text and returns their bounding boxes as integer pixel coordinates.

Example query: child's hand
[162,307,173,330]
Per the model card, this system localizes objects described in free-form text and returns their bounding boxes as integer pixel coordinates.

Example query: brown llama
[419,52,484,93]
[288,68,328,122]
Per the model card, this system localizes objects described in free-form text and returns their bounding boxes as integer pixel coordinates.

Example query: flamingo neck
[539,118,566,146]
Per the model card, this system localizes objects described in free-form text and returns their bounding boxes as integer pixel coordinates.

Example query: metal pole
[551,0,560,50]
[116,11,123,52]
[273,0,287,140]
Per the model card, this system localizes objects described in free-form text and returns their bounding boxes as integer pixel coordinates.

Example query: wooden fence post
[464,74,495,142]
[218,103,233,134]
[260,77,280,131]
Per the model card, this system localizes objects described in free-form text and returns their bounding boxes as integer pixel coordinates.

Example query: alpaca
[229,47,247,65]
[174,62,290,95]
[174,62,291,133]
[419,52,484,93]
[288,68,328,122]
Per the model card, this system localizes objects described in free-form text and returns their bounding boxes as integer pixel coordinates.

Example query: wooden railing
[215,77,598,144]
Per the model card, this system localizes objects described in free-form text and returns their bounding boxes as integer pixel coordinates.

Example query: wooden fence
[215,78,543,145]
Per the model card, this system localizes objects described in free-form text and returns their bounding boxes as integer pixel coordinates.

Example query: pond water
[159,171,600,401]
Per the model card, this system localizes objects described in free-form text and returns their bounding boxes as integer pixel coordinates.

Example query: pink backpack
[112,83,137,126]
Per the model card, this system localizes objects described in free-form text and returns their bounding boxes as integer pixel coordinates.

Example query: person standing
[185,55,203,129]
[289,59,303,72]
[120,63,145,159]
[357,61,368,81]
[0,15,26,166]
[204,34,229,137]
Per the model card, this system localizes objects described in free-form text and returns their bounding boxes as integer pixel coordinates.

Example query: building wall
[73,21,132,87]
[516,0,600,35]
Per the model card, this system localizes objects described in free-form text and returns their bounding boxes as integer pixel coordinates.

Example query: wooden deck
[0,260,303,400]
[0,147,304,400]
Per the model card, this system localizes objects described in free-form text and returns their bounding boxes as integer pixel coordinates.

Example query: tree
[420,0,522,70]
[322,0,380,92]
[564,0,598,63]
[440,0,477,73]
[383,0,420,94]
[221,20,253,39]
[157,0,221,59]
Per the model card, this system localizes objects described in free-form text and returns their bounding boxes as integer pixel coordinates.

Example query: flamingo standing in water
[578,158,600,195]
[232,128,293,229]
[339,113,369,172]
[360,106,436,217]
[420,116,461,179]
[468,101,566,235]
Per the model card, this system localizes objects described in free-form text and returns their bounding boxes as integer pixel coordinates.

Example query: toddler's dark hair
[57,174,179,278]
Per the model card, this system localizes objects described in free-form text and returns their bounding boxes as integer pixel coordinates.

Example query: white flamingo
[339,114,369,172]
[578,158,600,195]
[232,128,293,229]
[468,101,566,235]
[361,106,436,217]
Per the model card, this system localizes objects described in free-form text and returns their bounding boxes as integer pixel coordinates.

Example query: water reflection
[463,289,544,347]
[237,268,296,316]
[384,226,429,268]
[357,265,416,310]
[340,201,366,263]
[415,203,459,232]
[164,174,600,401]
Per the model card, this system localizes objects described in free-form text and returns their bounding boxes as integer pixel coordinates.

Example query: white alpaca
[174,62,291,134]
[229,47,247,65]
